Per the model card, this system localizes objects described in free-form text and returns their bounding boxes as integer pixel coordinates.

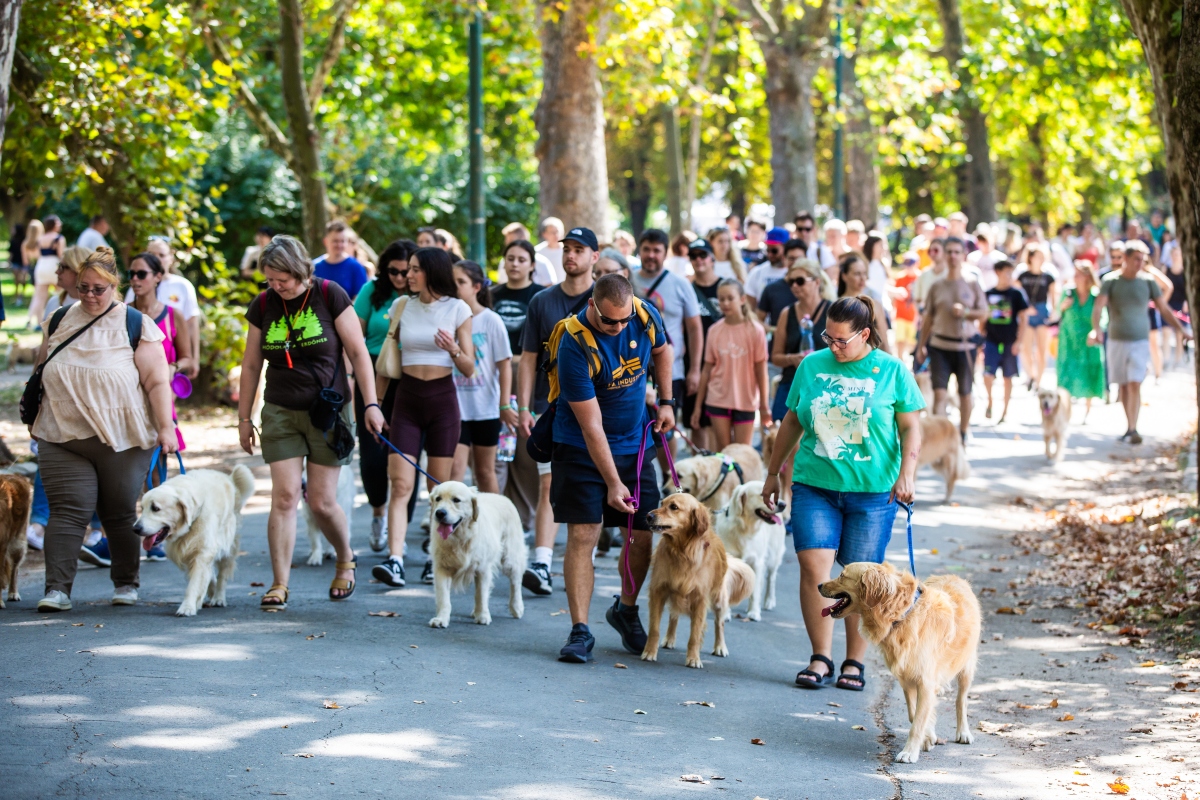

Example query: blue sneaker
[144,544,167,562]
[558,623,595,663]
[79,538,111,568]
[605,595,647,654]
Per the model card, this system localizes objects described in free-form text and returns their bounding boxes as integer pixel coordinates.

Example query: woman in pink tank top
[129,252,195,450]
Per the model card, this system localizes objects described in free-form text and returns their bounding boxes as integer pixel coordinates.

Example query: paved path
[4,367,1197,799]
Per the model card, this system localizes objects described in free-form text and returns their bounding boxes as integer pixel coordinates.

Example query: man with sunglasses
[550,273,673,662]
[794,211,836,275]
[745,226,791,315]
[756,238,810,329]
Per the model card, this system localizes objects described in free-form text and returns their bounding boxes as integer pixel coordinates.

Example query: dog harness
[694,455,746,503]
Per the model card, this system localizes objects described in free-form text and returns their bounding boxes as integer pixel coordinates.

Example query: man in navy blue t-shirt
[551,269,675,663]
[313,220,368,299]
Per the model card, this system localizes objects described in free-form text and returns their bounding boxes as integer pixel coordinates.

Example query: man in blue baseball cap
[745,226,791,314]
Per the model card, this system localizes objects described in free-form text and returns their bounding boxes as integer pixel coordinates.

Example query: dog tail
[230,465,256,512]
[724,557,755,607]
[952,436,970,481]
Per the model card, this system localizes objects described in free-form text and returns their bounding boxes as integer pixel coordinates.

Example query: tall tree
[535,0,609,235]
[739,0,834,222]
[0,0,24,173]
[843,53,879,227]
[1118,0,1200,487]
[681,1,722,231]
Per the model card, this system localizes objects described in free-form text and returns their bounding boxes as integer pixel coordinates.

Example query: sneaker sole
[145,556,167,562]
[369,541,387,552]
[371,565,405,587]
[111,598,136,606]
[522,572,552,596]
[558,649,594,663]
[37,602,71,612]
[78,553,111,568]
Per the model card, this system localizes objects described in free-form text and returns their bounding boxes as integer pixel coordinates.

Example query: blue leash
[897,500,916,576]
[375,432,443,486]
[145,446,186,491]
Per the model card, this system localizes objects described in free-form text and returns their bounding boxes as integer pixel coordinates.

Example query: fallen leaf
[709,737,724,741]
[930,547,939,554]
[409,645,418,649]
[851,725,866,730]
[263,607,281,613]
[978,721,1012,734]
[368,610,400,617]
[321,701,340,709]
[250,582,264,587]
[614,663,628,669]
[1050,698,1059,708]
[1095,652,1119,662]
[1175,681,1189,690]
[680,775,709,784]
[550,608,568,616]
[467,682,475,686]
[305,632,326,640]
[413,700,425,704]
[710,776,725,780]
[1170,756,1186,762]
[575,700,586,703]
[633,709,646,715]
[750,738,765,745]
[827,702,842,707]
[1059,713,1075,721]
[681,700,715,708]
[71,623,84,627]
[1129,726,1152,734]
[293,753,314,758]
[1141,660,1158,668]
[1107,778,1129,794]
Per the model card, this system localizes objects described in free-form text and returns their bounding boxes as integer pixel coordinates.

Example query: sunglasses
[788,277,811,287]
[821,330,864,349]
[767,246,784,253]
[78,283,112,296]
[596,308,636,326]
[797,226,814,233]
[387,267,408,277]
[128,269,156,280]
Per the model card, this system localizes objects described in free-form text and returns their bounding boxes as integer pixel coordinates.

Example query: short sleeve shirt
[353,280,399,356]
[520,284,593,413]
[553,302,668,455]
[491,282,545,354]
[758,279,797,326]
[314,256,369,299]
[1099,271,1162,341]
[984,286,1030,346]
[454,308,513,421]
[246,280,353,410]
[703,319,769,411]
[787,348,925,493]
[925,277,987,352]
[631,268,699,380]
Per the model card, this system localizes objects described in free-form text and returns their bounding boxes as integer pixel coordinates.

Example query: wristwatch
[659,397,677,409]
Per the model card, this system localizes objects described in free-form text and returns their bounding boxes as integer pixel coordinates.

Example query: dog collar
[891,586,923,629]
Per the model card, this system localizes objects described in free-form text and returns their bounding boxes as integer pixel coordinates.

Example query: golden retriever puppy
[820,562,981,763]
[671,443,764,510]
[133,466,256,617]
[1038,387,1071,462]
[918,416,970,503]
[713,481,786,621]
[0,474,33,608]
[427,481,526,628]
[641,492,755,668]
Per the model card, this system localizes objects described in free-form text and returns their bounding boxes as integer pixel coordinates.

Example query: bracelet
[365,403,382,412]
[238,418,253,424]
[519,405,530,412]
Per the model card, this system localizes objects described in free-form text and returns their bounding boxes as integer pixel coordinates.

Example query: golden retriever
[641,492,755,668]
[713,481,786,621]
[819,562,981,763]
[760,421,795,510]
[671,443,764,510]
[918,416,970,503]
[0,474,33,608]
[1038,387,1071,462]
[133,466,256,617]
[426,481,526,628]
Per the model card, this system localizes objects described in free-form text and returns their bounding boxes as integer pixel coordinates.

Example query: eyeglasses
[821,330,864,349]
[387,267,408,277]
[77,283,112,296]
[596,308,636,326]
[788,277,811,287]
[797,226,814,233]
[128,269,154,280]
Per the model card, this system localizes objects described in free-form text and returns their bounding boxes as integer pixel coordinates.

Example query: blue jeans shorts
[791,483,898,566]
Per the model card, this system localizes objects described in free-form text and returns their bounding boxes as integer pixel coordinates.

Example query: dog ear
[470,494,480,525]
[859,566,893,613]
[690,502,711,537]
[733,486,746,516]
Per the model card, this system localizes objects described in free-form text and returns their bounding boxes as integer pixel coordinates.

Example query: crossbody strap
[42,303,116,368]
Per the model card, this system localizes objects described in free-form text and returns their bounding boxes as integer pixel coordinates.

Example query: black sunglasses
[767,245,784,253]
[77,283,112,296]
[788,277,811,287]
[596,308,636,326]
[797,226,814,233]
[387,267,408,277]
[129,269,155,280]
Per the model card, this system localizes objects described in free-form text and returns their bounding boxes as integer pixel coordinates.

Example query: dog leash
[621,418,679,597]
[897,500,916,577]
[145,446,186,491]
[376,431,443,486]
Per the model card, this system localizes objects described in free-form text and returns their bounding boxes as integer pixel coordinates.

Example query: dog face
[1037,388,1060,418]
[646,491,711,541]
[818,562,918,625]
[428,481,478,540]
[669,457,710,497]
[133,484,190,552]
[729,481,784,526]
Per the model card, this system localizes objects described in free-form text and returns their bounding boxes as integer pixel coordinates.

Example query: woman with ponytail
[762,294,924,693]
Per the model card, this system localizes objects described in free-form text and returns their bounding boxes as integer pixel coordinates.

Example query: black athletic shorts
[458,418,502,447]
[928,345,975,394]
[550,443,660,529]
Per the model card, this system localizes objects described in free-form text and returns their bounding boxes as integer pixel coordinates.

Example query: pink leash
[620,417,680,597]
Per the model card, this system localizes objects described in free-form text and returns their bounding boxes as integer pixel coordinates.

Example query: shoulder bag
[375,295,409,380]
[20,303,117,425]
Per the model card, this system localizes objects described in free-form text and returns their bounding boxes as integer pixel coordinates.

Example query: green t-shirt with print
[786,348,925,494]
[352,279,399,356]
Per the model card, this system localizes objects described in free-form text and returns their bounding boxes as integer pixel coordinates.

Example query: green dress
[1056,287,1105,399]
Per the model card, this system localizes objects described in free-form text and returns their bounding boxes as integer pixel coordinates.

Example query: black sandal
[795,654,836,689]
[836,659,866,691]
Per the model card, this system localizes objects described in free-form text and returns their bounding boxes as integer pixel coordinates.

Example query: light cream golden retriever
[133,466,256,617]
[671,443,764,510]
[713,481,786,621]
[918,416,970,502]
[427,481,526,628]
[641,492,755,668]
[819,562,981,763]
[1038,387,1071,462]
[0,474,32,608]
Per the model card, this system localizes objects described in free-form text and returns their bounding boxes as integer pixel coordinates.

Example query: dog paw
[306,552,324,566]
[747,610,761,622]
[175,605,198,617]
[763,598,776,611]
[640,649,658,662]
[955,730,974,745]
[509,603,523,619]
[661,640,675,650]
[206,596,227,608]
[428,616,449,628]
[0,598,6,609]
[712,644,729,657]
[472,613,492,625]
[894,749,920,764]
[685,657,705,669]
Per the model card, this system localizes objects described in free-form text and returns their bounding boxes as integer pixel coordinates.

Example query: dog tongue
[437,523,453,540]
[767,514,781,526]
[821,604,837,618]
[142,535,156,552]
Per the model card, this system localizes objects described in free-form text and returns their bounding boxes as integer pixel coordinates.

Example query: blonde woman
[29,215,65,327]
[43,245,92,321]
[31,247,176,612]
[708,226,747,283]
[771,259,836,421]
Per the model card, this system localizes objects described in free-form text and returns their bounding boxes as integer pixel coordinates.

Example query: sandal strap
[265,584,288,597]
[840,659,866,674]
[810,653,836,672]
[329,578,354,590]
[335,561,357,570]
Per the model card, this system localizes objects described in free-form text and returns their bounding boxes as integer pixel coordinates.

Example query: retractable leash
[145,446,186,492]
[620,419,679,597]
[375,431,443,486]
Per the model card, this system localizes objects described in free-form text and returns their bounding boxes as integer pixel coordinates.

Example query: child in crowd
[691,279,771,448]
[982,260,1029,423]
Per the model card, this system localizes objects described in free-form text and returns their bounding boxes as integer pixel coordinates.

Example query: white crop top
[393,295,473,368]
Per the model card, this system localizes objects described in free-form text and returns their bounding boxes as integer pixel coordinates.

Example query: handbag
[20,303,116,425]
[375,295,409,380]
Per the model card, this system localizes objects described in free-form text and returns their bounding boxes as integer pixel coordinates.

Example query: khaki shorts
[260,402,355,467]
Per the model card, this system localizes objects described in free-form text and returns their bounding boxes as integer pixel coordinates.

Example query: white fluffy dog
[133,466,256,617]
[302,464,356,566]
[426,481,526,628]
[713,481,786,621]
[1038,387,1071,463]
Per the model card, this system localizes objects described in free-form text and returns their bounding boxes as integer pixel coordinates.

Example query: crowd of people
[12,206,1188,674]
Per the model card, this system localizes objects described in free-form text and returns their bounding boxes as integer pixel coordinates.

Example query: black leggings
[355,354,398,509]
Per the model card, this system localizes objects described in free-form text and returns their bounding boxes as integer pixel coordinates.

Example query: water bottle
[497,394,518,463]
[800,314,814,356]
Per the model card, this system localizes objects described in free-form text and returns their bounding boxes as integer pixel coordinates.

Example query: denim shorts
[791,483,898,566]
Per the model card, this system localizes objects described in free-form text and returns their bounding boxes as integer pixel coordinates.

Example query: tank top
[155,305,178,363]
[781,300,829,384]
[39,234,63,256]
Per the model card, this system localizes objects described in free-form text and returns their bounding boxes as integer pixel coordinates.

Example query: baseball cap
[766,227,790,244]
[687,238,714,257]
[561,227,599,251]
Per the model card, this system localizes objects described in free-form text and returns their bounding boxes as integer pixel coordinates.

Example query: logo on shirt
[264,308,326,349]
[809,373,877,462]
[612,355,642,380]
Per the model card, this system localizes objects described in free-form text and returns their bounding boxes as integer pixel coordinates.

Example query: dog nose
[434,508,448,522]
[132,521,143,535]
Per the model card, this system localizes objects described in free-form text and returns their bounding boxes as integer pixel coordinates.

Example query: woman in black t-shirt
[770,259,832,422]
[490,240,545,357]
[238,235,386,609]
[1014,243,1057,390]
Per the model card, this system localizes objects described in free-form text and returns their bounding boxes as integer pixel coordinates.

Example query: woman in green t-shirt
[763,296,924,692]
[352,239,414,552]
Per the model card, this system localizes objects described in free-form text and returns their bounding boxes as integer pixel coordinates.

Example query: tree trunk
[278,0,329,255]
[535,0,610,236]
[844,53,879,228]
[935,0,997,224]
[1118,0,1199,490]
[762,47,819,223]
[664,103,685,236]
[0,0,23,176]
[682,2,722,232]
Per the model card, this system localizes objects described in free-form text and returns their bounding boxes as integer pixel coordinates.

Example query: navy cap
[687,238,714,257]
[562,227,599,251]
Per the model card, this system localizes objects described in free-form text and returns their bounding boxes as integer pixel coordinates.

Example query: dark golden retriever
[0,474,33,609]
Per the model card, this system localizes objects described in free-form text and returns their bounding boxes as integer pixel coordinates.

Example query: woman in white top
[29,215,66,327]
[372,247,474,588]
[707,226,747,283]
[450,260,516,494]
[30,247,175,612]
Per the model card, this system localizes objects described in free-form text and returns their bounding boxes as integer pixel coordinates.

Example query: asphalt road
[3,367,1194,800]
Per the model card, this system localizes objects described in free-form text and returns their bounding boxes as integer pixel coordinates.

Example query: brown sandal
[261,584,288,610]
[330,561,356,600]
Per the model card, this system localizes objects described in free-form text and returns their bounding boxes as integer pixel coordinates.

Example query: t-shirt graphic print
[809,373,876,462]
[265,306,325,348]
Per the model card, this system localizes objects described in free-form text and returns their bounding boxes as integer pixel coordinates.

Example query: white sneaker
[112,586,138,606]
[369,517,387,552]
[84,528,103,547]
[37,590,72,612]
[26,525,44,551]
